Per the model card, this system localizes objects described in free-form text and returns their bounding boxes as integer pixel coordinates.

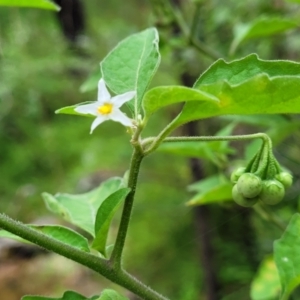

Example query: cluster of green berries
[230,139,293,207]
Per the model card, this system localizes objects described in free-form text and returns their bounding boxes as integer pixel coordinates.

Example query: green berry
[232,184,258,207]
[275,172,293,189]
[237,173,262,198]
[230,167,246,184]
[259,180,285,205]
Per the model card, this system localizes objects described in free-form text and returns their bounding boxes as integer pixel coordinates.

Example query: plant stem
[0,213,168,300]
[110,147,144,268]
[253,204,286,231]
[163,133,269,143]
[166,0,221,60]
[249,140,265,173]
[190,3,201,40]
[143,118,180,155]
[144,132,270,156]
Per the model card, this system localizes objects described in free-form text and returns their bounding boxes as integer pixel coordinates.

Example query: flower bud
[230,167,246,184]
[275,172,293,189]
[237,173,262,198]
[232,184,258,207]
[259,180,285,205]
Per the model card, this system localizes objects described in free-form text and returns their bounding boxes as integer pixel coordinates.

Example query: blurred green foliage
[1,1,300,300]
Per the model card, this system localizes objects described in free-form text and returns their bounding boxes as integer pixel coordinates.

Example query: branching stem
[0,123,170,300]
[0,213,168,300]
[166,0,221,59]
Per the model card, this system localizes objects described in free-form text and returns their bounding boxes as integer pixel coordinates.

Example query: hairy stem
[110,147,144,267]
[249,140,265,173]
[144,132,270,156]
[163,133,269,143]
[143,119,180,155]
[0,213,168,300]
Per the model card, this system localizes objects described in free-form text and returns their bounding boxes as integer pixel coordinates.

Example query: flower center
[97,103,113,115]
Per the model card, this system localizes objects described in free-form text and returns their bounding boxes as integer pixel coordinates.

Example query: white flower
[75,79,136,134]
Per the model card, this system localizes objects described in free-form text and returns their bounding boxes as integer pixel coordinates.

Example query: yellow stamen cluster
[97,103,113,115]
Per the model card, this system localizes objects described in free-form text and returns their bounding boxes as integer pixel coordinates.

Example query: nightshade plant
[1,27,300,300]
[74,78,136,133]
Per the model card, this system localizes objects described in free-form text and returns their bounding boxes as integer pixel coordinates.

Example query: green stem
[189,36,221,60]
[143,118,179,155]
[265,138,279,179]
[253,203,286,231]
[273,157,282,174]
[110,147,144,268]
[0,213,168,300]
[249,140,265,173]
[190,3,201,40]
[164,0,221,60]
[164,133,269,143]
[255,137,272,179]
[144,132,269,156]
[245,151,260,173]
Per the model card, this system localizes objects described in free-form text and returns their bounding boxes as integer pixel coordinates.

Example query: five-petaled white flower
[75,79,136,134]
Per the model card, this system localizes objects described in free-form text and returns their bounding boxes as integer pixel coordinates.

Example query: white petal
[111,91,136,108]
[98,78,111,102]
[75,102,98,116]
[90,116,107,134]
[110,108,133,127]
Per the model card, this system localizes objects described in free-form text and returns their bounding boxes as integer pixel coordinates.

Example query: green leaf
[230,17,298,54]
[187,174,233,206]
[172,54,300,130]
[55,102,95,117]
[100,27,160,117]
[143,86,218,118]
[42,177,124,236]
[98,289,129,300]
[22,290,127,300]
[0,0,59,10]
[0,225,90,252]
[250,256,281,300]
[22,291,98,300]
[80,68,102,93]
[274,213,300,300]
[92,188,131,256]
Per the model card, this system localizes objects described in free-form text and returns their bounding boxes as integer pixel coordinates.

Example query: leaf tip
[45,0,61,11]
[185,200,196,206]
